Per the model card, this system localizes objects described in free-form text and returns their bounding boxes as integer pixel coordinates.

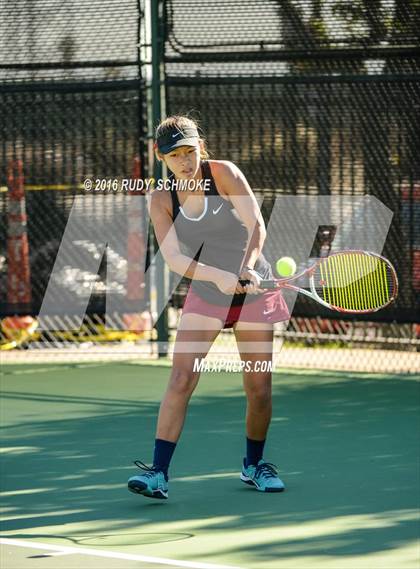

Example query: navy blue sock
[246,437,266,467]
[153,438,176,480]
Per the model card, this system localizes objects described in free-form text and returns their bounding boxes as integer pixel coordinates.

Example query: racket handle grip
[239,279,277,289]
[260,280,277,289]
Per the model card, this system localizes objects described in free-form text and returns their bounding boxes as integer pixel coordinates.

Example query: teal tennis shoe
[240,459,285,492]
[128,460,168,499]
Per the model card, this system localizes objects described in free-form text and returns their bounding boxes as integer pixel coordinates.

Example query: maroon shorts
[182,288,290,329]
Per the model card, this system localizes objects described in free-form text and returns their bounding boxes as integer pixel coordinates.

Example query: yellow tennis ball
[276,257,297,277]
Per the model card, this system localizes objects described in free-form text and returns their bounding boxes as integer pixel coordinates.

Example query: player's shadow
[1,363,419,564]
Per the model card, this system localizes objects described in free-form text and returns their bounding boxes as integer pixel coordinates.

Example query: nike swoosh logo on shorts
[213,204,223,214]
[263,309,272,315]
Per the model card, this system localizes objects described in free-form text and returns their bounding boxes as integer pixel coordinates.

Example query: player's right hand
[214,271,244,295]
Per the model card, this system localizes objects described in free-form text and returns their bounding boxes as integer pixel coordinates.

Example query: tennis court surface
[1,361,419,569]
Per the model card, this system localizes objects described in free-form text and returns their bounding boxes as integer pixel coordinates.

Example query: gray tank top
[170,161,273,307]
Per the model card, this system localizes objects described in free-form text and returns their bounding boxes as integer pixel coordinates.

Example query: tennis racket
[240,250,398,314]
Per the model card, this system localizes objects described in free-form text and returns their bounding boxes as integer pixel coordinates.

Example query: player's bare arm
[211,160,266,292]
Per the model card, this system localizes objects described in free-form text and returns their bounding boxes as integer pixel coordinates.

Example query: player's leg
[233,320,285,492]
[128,313,223,499]
[233,321,273,454]
[156,312,223,442]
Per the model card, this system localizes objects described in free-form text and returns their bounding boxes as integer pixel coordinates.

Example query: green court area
[1,361,419,569]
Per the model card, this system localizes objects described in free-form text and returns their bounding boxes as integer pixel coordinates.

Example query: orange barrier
[126,155,146,301]
[6,160,32,307]
[1,161,36,349]
[123,155,149,332]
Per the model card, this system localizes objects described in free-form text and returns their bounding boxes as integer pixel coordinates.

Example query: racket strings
[317,254,395,311]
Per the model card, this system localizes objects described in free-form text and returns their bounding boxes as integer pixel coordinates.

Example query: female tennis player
[128,116,289,499]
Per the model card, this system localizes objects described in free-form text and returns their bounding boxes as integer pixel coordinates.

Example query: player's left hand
[238,267,264,294]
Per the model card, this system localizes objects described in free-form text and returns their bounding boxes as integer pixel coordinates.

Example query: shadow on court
[1,362,419,568]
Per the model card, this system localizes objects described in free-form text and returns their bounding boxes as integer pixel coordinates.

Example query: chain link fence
[1,85,148,315]
[164,0,420,372]
[0,1,152,353]
[1,0,419,372]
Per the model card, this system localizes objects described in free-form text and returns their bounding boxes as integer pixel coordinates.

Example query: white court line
[38,551,74,557]
[0,538,242,569]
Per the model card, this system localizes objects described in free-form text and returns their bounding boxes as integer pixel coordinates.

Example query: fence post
[6,160,31,309]
[151,0,169,357]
